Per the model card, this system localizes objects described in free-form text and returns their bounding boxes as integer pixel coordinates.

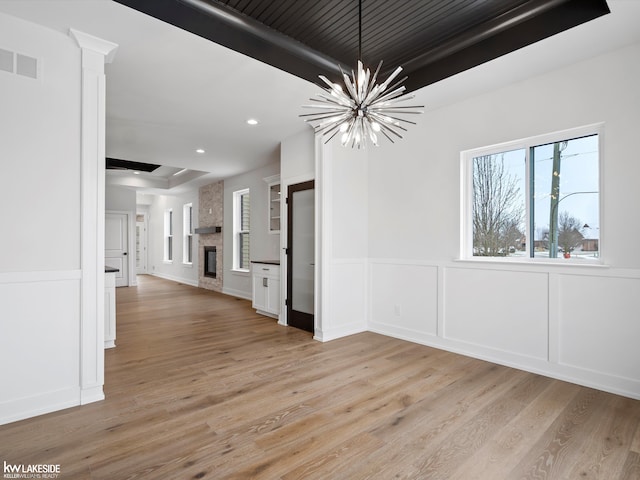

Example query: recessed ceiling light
[133,171,140,175]
[246,119,259,125]
[196,148,205,154]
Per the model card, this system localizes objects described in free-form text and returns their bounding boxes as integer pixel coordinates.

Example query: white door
[106,212,129,287]
[136,217,147,274]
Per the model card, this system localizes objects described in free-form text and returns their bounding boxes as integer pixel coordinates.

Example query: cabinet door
[252,275,267,310]
[267,278,280,314]
[269,182,281,233]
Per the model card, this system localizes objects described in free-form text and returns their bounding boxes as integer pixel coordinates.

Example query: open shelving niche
[264,174,281,234]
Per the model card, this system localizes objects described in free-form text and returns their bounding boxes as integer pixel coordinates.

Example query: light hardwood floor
[2,275,640,479]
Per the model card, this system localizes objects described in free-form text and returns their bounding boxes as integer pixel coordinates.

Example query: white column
[69,29,118,405]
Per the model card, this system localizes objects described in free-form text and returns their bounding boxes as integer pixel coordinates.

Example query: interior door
[105,212,129,287]
[286,180,315,333]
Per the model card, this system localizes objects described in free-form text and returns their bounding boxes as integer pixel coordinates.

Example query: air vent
[16,54,37,79]
[0,48,13,73]
[0,48,38,79]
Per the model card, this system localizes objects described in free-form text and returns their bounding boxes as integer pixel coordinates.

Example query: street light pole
[548,142,563,258]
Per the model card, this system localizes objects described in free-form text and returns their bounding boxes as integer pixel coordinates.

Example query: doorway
[286,180,315,333]
[105,212,129,287]
[136,213,147,274]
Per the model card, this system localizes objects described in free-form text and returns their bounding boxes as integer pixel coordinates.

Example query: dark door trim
[286,180,315,333]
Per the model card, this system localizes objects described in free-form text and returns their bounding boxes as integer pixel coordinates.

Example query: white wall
[223,162,280,299]
[0,14,81,272]
[0,13,82,423]
[316,140,368,341]
[364,41,640,399]
[106,185,136,212]
[281,128,315,183]
[147,191,199,287]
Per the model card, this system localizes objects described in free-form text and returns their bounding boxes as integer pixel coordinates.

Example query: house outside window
[183,203,193,265]
[462,124,601,262]
[233,189,250,271]
[164,209,173,262]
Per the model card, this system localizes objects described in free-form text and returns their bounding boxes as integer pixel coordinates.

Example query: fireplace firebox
[204,246,216,278]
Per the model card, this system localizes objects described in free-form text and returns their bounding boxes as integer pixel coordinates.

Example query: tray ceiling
[114,0,610,91]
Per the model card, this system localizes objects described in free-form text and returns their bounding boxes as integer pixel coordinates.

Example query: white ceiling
[1,0,640,195]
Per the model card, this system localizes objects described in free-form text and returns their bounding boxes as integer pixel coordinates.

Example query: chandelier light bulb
[300,60,423,148]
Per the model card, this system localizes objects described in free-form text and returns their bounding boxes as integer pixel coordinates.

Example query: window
[183,203,193,264]
[233,189,250,271]
[164,209,173,262]
[462,125,601,262]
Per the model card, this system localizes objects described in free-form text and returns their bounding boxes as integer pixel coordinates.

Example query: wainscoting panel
[369,261,438,341]
[443,267,549,361]
[557,273,640,382]
[0,272,81,424]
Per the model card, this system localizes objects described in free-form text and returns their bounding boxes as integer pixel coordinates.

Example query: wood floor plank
[507,388,610,479]
[1,274,639,480]
[448,379,579,480]
[281,432,386,480]
[631,421,640,454]
[620,451,640,480]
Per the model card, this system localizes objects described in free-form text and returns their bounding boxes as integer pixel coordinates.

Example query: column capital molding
[69,28,118,63]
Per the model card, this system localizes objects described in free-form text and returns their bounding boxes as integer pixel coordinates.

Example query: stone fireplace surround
[198,181,223,292]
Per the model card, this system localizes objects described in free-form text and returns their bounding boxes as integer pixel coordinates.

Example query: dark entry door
[286,180,315,333]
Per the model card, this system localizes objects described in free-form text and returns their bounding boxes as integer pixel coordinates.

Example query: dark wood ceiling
[115,0,610,91]
[106,158,161,172]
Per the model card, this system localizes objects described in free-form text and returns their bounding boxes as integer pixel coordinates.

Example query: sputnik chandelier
[300,0,423,149]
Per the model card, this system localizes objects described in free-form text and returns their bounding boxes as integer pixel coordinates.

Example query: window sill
[455,257,609,269]
[182,262,193,268]
[163,260,173,265]
[231,268,250,276]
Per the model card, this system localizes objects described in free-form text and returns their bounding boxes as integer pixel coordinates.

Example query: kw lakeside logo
[3,461,61,479]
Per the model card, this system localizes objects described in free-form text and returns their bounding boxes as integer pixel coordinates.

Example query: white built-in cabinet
[104,271,116,348]
[252,262,280,318]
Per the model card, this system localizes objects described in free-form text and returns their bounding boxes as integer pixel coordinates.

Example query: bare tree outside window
[557,211,584,256]
[472,154,525,256]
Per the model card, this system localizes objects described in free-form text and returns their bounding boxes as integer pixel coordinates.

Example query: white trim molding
[70,29,118,406]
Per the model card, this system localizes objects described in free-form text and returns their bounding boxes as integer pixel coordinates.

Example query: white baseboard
[151,272,198,287]
[315,322,367,342]
[370,323,640,401]
[0,387,80,426]
[222,286,252,301]
[80,385,105,405]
